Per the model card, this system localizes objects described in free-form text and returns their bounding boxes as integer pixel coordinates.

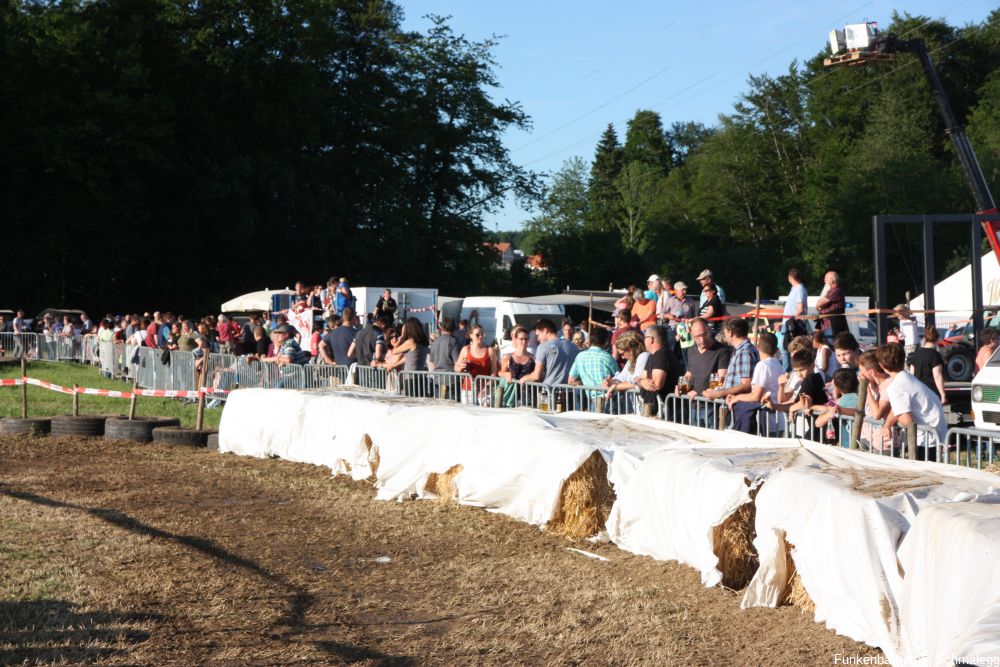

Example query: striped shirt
[723,339,759,390]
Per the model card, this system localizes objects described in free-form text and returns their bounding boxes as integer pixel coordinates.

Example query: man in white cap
[645,274,663,301]
[697,269,726,306]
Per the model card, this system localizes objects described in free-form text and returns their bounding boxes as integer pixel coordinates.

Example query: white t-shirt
[751,356,784,400]
[614,351,650,384]
[887,371,947,442]
[899,318,918,348]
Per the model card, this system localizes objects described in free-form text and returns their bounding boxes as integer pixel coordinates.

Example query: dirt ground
[0,435,882,666]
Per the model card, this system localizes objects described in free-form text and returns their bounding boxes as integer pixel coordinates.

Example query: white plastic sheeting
[740,446,1000,666]
[219,388,425,480]
[606,444,804,587]
[898,501,1000,666]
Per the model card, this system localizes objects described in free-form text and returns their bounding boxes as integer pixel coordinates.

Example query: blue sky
[399,0,996,231]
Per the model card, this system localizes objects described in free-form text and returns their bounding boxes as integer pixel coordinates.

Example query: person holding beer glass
[603,331,649,414]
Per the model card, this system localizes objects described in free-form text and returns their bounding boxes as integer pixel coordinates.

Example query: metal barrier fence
[0,332,38,359]
[355,365,389,391]
[398,370,472,402]
[945,427,1000,469]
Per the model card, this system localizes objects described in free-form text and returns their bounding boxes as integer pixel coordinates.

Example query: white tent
[220,289,296,313]
[910,251,1000,323]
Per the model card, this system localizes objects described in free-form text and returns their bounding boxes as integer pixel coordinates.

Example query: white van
[456,297,566,346]
[971,348,1000,430]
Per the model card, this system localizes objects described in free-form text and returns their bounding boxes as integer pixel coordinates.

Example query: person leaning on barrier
[636,325,680,407]
[604,330,650,396]
[833,332,860,371]
[703,317,758,401]
[455,324,497,378]
[877,343,947,456]
[349,314,391,367]
[680,317,730,398]
[384,317,429,371]
[857,350,896,454]
[518,318,578,385]
[498,325,535,382]
[726,332,783,433]
[319,315,356,366]
[258,324,309,366]
[568,327,618,390]
[428,317,461,372]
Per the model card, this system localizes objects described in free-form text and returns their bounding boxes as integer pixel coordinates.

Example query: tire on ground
[152,426,216,447]
[104,416,181,443]
[206,433,220,451]
[0,417,52,436]
[50,415,109,438]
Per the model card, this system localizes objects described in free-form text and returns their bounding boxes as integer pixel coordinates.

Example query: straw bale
[547,450,615,539]
[782,540,816,615]
[423,464,464,501]
[363,434,379,481]
[711,487,759,589]
[984,462,1000,475]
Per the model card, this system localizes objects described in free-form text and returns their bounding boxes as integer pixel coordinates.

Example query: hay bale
[782,540,816,615]
[984,462,1000,475]
[547,450,615,539]
[423,464,463,501]
[363,434,379,481]
[711,493,759,589]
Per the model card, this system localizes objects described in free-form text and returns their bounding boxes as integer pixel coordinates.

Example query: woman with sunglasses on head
[383,317,429,372]
[455,324,497,378]
[499,325,535,382]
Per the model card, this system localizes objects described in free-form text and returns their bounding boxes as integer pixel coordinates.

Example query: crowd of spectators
[5,265,995,455]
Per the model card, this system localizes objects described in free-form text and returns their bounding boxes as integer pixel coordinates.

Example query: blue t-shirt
[836,393,859,447]
[784,283,808,319]
[536,338,579,385]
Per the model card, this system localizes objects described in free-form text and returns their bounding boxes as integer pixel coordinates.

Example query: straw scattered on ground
[547,450,615,539]
[0,434,880,666]
[712,485,759,589]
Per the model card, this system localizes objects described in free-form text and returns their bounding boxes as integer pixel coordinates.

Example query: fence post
[906,422,918,460]
[717,403,728,430]
[72,384,79,416]
[128,375,139,420]
[20,357,27,419]
[493,384,504,408]
[642,403,655,418]
[850,377,868,450]
[196,355,209,431]
[594,396,605,414]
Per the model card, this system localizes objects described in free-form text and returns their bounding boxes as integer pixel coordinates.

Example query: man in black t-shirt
[683,317,732,395]
[349,315,390,367]
[637,325,680,408]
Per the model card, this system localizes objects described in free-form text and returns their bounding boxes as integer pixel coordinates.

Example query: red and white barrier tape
[1,376,228,398]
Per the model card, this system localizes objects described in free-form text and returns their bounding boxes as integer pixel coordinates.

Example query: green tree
[588,123,624,233]
[623,109,672,174]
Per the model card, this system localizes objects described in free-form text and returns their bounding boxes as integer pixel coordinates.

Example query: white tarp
[606,443,805,587]
[741,445,1000,666]
[897,501,1000,666]
[220,289,297,313]
[219,388,425,480]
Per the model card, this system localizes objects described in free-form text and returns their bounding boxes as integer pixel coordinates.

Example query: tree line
[1,0,539,316]
[3,5,1000,316]
[520,11,1000,303]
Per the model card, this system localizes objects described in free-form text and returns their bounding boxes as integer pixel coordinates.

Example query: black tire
[151,427,216,447]
[943,347,974,382]
[104,416,181,443]
[0,417,52,436]
[50,415,108,438]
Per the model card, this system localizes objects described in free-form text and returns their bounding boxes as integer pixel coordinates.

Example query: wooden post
[127,375,139,421]
[717,404,728,430]
[493,384,504,408]
[588,292,594,332]
[850,377,868,450]
[594,396,605,415]
[20,357,27,419]
[196,354,209,431]
[72,384,79,416]
[906,422,918,460]
[642,403,655,418]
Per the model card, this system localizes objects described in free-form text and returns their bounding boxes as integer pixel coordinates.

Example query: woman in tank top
[499,325,535,382]
[385,317,429,371]
[455,324,497,378]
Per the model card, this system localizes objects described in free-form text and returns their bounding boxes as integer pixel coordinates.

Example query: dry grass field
[0,435,882,666]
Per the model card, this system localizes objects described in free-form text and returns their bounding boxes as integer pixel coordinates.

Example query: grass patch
[0,361,220,429]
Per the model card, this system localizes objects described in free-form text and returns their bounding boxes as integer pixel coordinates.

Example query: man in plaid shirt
[568,327,618,397]
[704,317,758,400]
